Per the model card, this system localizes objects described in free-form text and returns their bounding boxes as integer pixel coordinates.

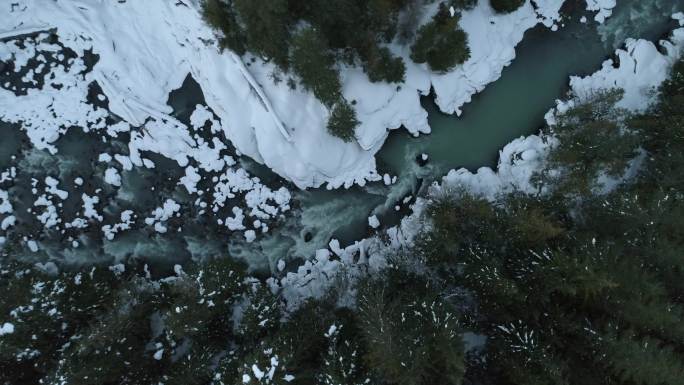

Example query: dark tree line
[415,58,684,385]
[0,255,467,384]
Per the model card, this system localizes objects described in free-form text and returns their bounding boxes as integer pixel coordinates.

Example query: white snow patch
[586,0,617,24]
[103,168,122,187]
[0,323,15,336]
[45,177,68,200]
[368,215,380,229]
[82,193,103,222]
[179,166,201,194]
[102,210,135,241]
[98,153,112,163]
[114,154,133,171]
[244,229,256,243]
[225,207,245,231]
[145,199,180,234]
[190,104,214,130]
[0,190,12,215]
[27,240,39,252]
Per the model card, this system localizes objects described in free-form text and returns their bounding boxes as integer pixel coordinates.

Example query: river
[0,0,681,273]
[283,0,682,259]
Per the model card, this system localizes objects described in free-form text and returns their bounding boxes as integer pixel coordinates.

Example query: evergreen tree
[290,27,341,107]
[233,0,291,68]
[364,45,406,84]
[489,0,525,13]
[537,89,640,196]
[415,190,503,266]
[636,58,684,191]
[201,0,473,105]
[601,331,684,385]
[201,0,247,54]
[237,285,282,345]
[52,278,162,384]
[317,322,369,385]
[0,262,68,384]
[450,0,478,10]
[410,4,470,73]
[357,268,465,385]
[419,60,684,385]
[327,99,359,142]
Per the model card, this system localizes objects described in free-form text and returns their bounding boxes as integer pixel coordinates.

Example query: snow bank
[0,0,575,190]
[563,35,684,111]
[444,12,684,199]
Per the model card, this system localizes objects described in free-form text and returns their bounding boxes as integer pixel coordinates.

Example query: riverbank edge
[270,12,684,311]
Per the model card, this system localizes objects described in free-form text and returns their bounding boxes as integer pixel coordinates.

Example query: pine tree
[410,4,470,73]
[327,100,359,142]
[0,262,65,384]
[233,0,291,68]
[290,27,341,107]
[430,63,684,384]
[489,0,525,13]
[539,89,640,197]
[363,45,406,83]
[601,331,684,385]
[357,268,465,385]
[163,344,221,385]
[201,0,247,54]
[52,278,162,384]
[317,322,369,385]
[416,190,503,267]
[237,285,282,345]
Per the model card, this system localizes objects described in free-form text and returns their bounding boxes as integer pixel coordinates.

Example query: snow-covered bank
[0,0,606,189]
[271,13,684,309]
[441,11,684,199]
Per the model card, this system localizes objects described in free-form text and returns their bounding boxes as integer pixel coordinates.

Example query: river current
[0,0,681,274]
